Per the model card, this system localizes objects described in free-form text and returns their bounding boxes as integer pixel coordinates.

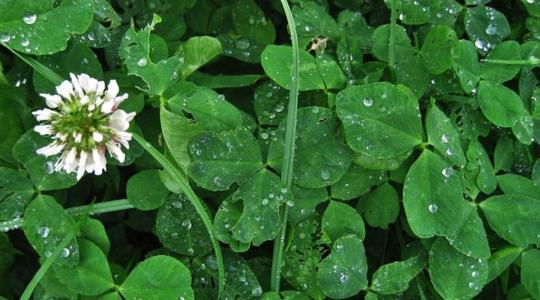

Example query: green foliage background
[1,0,540,299]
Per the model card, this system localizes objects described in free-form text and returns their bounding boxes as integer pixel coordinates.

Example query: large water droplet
[235,38,250,50]
[474,39,484,49]
[441,134,449,143]
[363,97,373,107]
[471,271,480,278]
[181,219,192,230]
[0,33,11,43]
[20,38,30,47]
[61,247,70,257]
[137,57,148,67]
[442,167,453,178]
[485,24,497,36]
[428,203,439,213]
[38,227,49,238]
[320,170,330,180]
[339,273,349,283]
[23,13,37,25]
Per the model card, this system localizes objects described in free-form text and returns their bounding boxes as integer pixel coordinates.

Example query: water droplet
[275,103,285,112]
[441,134,449,143]
[171,201,183,209]
[46,161,55,174]
[20,38,29,47]
[446,148,453,156]
[471,271,480,278]
[485,24,497,36]
[61,247,70,257]
[363,97,373,107]
[260,132,269,140]
[320,170,330,180]
[474,39,484,49]
[235,38,250,50]
[38,227,49,238]
[286,200,295,207]
[280,187,288,193]
[137,57,148,67]
[181,219,192,230]
[23,13,37,25]
[0,33,11,43]
[339,273,349,283]
[262,198,269,205]
[468,282,475,289]
[251,287,262,296]
[442,167,453,178]
[428,203,439,213]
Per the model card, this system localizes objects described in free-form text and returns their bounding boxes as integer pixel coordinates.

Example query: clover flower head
[33,73,136,180]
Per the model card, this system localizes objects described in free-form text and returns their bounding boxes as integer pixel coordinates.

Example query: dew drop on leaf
[339,273,349,283]
[235,38,250,50]
[37,227,49,238]
[181,219,192,229]
[320,170,330,180]
[23,13,37,25]
[137,57,148,67]
[485,24,497,36]
[61,247,70,257]
[428,203,439,213]
[0,33,10,43]
[363,97,373,107]
[442,167,453,178]
[441,134,449,143]
[20,38,30,47]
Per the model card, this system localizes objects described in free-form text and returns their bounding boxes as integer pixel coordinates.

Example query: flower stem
[20,231,75,300]
[132,133,225,299]
[271,0,300,292]
[0,199,133,232]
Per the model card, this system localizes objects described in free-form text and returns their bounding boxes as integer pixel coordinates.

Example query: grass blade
[270,0,300,292]
[133,133,225,299]
[20,231,75,300]
[2,44,63,85]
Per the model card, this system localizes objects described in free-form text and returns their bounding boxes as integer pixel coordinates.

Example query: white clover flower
[33,73,136,180]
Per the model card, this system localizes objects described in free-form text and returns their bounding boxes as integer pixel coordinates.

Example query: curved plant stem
[271,0,300,292]
[132,133,225,299]
[389,0,397,68]
[20,231,75,300]
[0,199,133,232]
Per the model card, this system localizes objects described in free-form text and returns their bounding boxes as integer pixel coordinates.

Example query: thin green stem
[20,231,75,300]
[481,58,540,65]
[271,0,299,292]
[388,0,397,68]
[0,199,133,232]
[132,133,225,299]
